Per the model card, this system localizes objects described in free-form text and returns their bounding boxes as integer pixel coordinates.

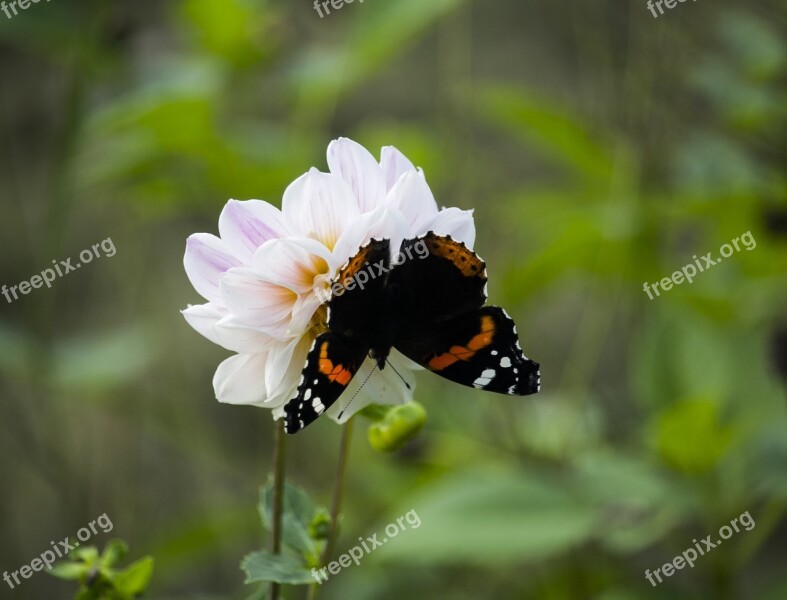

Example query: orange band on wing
[427,316,496,371]
[318,341,353,386]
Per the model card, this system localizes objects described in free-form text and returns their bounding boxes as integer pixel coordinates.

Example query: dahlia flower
[182,138,475,424]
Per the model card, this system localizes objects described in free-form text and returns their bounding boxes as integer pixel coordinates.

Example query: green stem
[270,419,286,600]
[308,419,354,600]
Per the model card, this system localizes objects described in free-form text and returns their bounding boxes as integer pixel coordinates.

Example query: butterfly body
[283,233,540,434]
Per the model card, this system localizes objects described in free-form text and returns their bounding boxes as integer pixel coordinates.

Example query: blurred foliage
[49,539,154,600]
[1,0,785,599]
[241,482,328,589]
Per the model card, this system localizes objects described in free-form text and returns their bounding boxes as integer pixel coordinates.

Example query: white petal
[220,267,296,339]
[213,353,269,406]
[386,169,439,235]
[331,205,411,272]
[183,303,273,354]
[218,199,290,263]
[288,293,324,338]
[282,168,361,250]
[422,207,476,249]
[326,349,417,423]
[183,303,228,347]
[327,138,387,212]
[265,335,313,406]
[253,238,332,294]
[380,145,417,190]
[184,234,242,303]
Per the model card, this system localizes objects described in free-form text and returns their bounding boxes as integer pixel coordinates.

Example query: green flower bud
[367,402,427,452]
[309,508,332,540]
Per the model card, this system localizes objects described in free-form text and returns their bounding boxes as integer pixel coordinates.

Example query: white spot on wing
[500,357,512,368]
[304,388,312,401]
[473,368,496,388]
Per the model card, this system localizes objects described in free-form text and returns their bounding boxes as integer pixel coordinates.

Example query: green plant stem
[308,419,354,600]
[270,418,286,600]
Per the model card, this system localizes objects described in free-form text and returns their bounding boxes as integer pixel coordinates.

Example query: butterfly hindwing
[283,332,369,434]
[394,306,540,396]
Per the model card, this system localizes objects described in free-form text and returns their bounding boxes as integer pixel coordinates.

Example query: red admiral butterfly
[283,232,540,433]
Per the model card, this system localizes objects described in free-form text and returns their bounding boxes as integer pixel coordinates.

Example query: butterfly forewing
[283,332,369,433]
[391,233,487,326]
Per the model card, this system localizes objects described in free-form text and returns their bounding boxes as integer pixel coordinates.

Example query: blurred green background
[1,0,786,598]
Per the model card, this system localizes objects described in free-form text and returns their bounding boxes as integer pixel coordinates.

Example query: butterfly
[283,232,540,433]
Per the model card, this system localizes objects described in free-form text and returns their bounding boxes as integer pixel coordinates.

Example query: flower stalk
[270,418,286,600]
[308,419,354,600]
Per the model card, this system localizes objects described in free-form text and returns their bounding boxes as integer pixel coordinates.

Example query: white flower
[182,138,476,424]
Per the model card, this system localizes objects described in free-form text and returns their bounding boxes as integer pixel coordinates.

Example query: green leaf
[100,539,129,569]
[70,546,99,564]
[113,556,154,596]
[181,0,275,67]
[472,85,615,185]
[291,0,467,110]
[241,552,315,585]
[380,469,597,566]
[48,561,89,581]
[75,588,99,600]
[651,399,737,474]
[260,483,320,557]
[574,450,692,552]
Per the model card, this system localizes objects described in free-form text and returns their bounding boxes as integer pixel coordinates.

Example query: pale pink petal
[422,207,476,249]
[218,199,290,263]
[184,233,242,303]
[282,168,360,250]
[331,205,411,272]
[253,238,332,294]
[326,349,416,423]
[213,353,269,406]
[220,267,296,339]
[385,169,439,235]
[327,138,387,212]
[380,145,417,190]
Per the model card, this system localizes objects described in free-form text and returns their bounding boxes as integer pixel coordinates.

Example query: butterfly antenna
[385,358,412,390]
[337,364,377,420]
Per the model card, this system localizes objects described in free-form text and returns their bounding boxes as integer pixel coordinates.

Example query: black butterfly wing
[283,239,391,433]
[390,233,487,327]
[395,307,540,395]
[327,238,391,337]
[283,332,369,433]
